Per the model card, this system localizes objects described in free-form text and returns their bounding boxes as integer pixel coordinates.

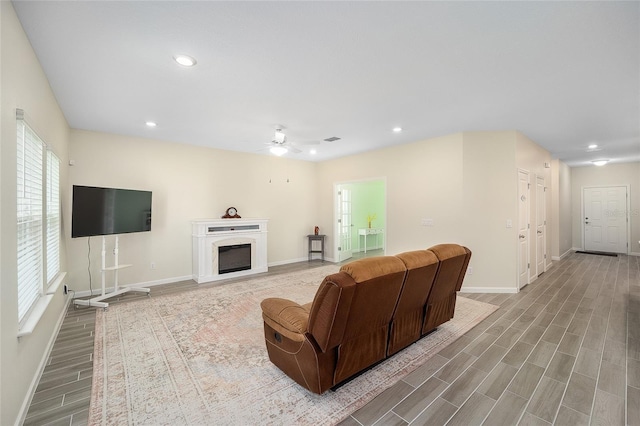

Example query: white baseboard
[268,256,337,267]
[268,257,309,267]
[16,296,71,426]
[72,275,192,298]
[552,248,573,261]
[460,286,518,294]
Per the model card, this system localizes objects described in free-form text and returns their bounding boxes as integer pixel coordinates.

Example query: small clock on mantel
[222,207,241,219]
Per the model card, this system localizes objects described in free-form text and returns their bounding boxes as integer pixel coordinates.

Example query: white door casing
[583,186,629,254]
[336,186,353,262]
[518,170,530,289]
[536,175,546,276]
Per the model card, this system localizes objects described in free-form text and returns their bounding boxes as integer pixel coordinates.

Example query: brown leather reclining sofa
[260,243,471,394]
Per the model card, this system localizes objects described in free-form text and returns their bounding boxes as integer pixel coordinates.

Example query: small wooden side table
[307,234,326,262]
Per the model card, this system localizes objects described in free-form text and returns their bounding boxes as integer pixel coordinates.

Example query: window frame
[16,109,63,329]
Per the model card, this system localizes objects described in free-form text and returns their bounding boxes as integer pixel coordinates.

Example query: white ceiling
[12,1,640,166]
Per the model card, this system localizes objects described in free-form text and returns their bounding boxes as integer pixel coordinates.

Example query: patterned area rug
[89,265,497,425]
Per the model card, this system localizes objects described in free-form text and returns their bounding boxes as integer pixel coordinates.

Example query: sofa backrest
[388,250,439,355]
[308,256,406,384]
[422,244,472,333]
[337,256,406,340]
[306,271,357,353]
[429,244,471,294]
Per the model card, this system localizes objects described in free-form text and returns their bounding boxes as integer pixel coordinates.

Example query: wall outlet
[63,284,68,295]
[421,218,434,226]
[467,267,473,275]
[506,219,513,228]
[151,262,156,270]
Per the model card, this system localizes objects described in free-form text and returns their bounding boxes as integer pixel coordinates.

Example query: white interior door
[583,186,628,254]
[336,186,353,262]
[518,170,530,289]
[536,176,546,276]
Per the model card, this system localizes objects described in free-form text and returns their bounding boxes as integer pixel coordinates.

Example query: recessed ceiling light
[145,121,157,127]
[310,149,317,155]
[173,54,197,67]
[591,159,609,166]
[393,127,402,133]
[588,144,598,149]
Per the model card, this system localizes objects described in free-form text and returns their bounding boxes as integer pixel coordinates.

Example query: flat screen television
[72,185,152,238]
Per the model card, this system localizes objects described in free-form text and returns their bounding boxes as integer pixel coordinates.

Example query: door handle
[585,222,590,225]
[519,234,525,239]
[537,231,542,234]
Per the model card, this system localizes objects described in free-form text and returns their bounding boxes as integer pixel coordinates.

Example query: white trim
[15,296,71,426]
[17,270,66,337]
[268,256,338,267]
[17,296,53,338]
[460,286,518,294]
[268,257,308,267]
[630,252,640,257]
[552,248,573,261]
[45,271,66,295]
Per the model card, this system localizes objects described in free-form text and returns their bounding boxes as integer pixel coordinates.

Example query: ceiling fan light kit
[269,146,288,156]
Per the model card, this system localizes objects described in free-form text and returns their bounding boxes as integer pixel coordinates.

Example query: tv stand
[73,235,150,309]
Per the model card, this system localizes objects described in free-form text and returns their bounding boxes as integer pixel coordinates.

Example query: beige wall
[316,131,550,292]
[571,162,640,254]
[462,131,518,290]
[316,133,465,261]
[1,3,70,425]
[551,159,572,258]
[66,130,319,291]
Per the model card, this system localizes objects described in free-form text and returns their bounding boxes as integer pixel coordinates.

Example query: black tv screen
[72,185,152,238]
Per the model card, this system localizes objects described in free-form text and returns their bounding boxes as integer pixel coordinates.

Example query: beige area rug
[89,265,498,425]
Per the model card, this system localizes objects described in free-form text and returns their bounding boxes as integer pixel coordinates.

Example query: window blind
[46,150,60,284]
[17,118,44,322]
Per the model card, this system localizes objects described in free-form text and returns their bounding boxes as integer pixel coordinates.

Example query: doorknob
[537,231,542,234]
[519,234,525,239]
[585,221,590,225]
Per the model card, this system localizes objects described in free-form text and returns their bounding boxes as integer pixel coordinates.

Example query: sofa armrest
[261,298,310,341]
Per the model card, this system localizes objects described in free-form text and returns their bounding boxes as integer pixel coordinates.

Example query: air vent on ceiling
[324,136,341,142]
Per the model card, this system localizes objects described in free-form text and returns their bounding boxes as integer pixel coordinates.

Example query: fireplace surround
[192,218,268,283]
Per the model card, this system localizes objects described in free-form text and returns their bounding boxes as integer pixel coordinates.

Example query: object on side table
[314,226,319,235]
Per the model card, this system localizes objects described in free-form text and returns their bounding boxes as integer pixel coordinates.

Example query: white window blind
[17,116,44,322]
[46,150,61,284]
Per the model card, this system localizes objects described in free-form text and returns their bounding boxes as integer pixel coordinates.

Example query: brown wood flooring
[23,251,639,425]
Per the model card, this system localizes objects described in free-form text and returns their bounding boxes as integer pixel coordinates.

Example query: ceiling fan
[264,126,319,156]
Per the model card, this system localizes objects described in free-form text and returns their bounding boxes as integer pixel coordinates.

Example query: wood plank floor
[23,251,639,425]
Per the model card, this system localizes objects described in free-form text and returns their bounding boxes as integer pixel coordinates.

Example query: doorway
[517,169,530,289]
[535,175,547,276]
[334,179,386,263]
[582,186,629,254]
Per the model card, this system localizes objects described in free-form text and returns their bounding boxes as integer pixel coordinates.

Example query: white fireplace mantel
[192,218,268,283]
